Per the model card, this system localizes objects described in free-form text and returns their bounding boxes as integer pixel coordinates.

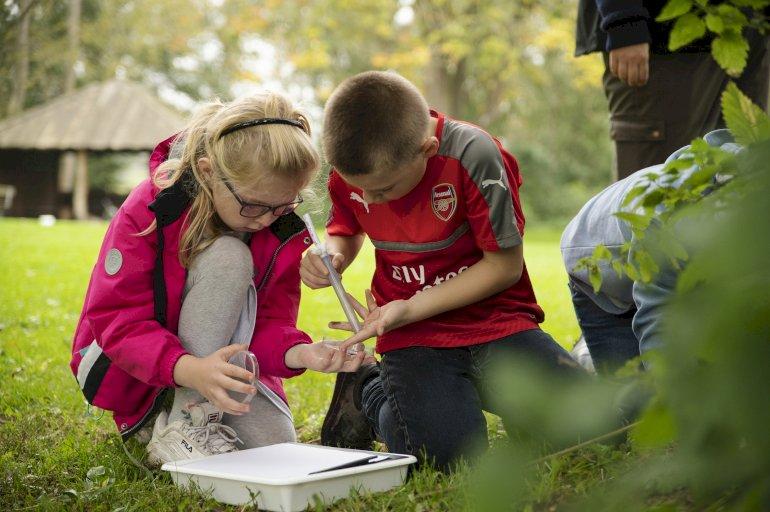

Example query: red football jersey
[326,111,544,353]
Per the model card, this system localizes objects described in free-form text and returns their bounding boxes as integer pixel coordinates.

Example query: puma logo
[350,192,370,213]
[481,167,508,191]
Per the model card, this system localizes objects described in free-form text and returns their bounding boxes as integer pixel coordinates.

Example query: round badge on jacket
[105,248,123,275]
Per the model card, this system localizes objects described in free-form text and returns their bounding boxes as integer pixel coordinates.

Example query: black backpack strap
[269,211,307,242]
[147,173,194,326]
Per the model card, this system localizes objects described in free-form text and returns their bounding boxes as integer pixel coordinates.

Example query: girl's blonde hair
[145,92,319,267]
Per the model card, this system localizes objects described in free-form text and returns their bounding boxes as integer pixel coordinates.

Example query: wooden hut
[0,79,185,219]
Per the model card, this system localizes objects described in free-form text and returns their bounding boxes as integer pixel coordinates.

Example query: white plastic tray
[162,443,416,511]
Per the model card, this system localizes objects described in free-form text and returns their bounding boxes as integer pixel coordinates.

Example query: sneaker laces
[183,422,242,454]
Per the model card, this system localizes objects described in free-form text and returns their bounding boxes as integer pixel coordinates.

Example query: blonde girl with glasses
[70,92,368,465]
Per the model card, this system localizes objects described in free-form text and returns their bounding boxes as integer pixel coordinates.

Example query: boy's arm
[335,244,523,345]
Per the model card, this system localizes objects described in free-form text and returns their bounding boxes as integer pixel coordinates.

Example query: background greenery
[1,0,613,221]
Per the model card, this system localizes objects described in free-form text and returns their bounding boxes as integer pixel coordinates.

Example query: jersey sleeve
[326,170,363,237]
[460,134,523,251]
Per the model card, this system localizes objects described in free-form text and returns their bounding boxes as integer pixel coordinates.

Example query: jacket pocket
[610,116,665,142]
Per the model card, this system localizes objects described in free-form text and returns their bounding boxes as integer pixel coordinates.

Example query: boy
[301,71,581,471]
[561,129,741,375]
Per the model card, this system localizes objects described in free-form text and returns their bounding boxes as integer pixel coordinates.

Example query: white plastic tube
[302,214,366,355]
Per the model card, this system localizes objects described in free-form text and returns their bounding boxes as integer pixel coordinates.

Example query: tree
[248,0,613,219]
[5,0,33,115]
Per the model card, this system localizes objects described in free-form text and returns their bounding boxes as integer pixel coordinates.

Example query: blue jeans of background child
[568,279,640,376]
[360,328,581,471]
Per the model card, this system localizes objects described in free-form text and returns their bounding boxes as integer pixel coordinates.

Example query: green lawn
[0,217,596,511]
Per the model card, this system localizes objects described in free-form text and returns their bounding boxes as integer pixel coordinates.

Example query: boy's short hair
[323,71,430,175]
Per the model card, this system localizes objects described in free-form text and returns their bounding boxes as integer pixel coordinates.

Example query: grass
[0,217,625,511]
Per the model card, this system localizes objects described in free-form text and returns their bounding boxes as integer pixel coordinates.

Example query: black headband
[219,118,306,138]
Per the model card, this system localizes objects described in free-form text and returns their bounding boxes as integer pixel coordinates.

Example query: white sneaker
[571,336,596,374]
[146,402,241,466]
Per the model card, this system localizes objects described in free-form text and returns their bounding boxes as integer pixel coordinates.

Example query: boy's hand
[331,290,412,349]
[172,344,256,416]
[284,342,367,373]
[300,249,345,289]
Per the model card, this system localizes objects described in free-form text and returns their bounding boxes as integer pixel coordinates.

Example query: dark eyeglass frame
[221,179,303,218]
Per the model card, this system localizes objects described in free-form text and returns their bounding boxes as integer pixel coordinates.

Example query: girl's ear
[197,157,213,180]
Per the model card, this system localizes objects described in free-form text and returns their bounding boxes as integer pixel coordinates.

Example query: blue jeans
[360,328,582,471]
[568,279,640,375]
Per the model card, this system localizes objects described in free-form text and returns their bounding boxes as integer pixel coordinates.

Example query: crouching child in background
[561,129,742,376]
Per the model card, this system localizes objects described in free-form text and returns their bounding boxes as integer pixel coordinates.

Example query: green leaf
[684,165,717,188]
[614,211,652,231]
[731,0,770,7]
[656,0,693,22]
[592,244,612,261]
[669,13,707,50]
[705,13,725,33]
[715,4,749,27]
[721,82,770,144]
[588,265,602,293]
[630,399,677,450]
[641,189,666,208]
[712,31,750,76]
[621,184,649,208]
[634,249,660,282]
[611,259,625,278]
[624,262,641,281]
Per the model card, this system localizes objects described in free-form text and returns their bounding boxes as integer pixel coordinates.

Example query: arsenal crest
[431,183,457,221]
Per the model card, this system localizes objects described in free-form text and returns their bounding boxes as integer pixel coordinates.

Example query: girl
[70,92,366,465]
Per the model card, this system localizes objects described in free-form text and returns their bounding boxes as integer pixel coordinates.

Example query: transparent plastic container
[227,350,258,404]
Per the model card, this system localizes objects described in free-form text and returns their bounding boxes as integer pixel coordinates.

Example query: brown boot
[320,363,379,450]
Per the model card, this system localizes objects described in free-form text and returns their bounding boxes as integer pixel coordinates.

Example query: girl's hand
[284,342,367,373]
[330,290,412,351]
[172,344,257,416]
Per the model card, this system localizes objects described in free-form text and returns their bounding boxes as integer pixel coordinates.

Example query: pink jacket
[70,136,313,439]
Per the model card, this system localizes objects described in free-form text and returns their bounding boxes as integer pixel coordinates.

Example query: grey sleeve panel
[437,120,521,247]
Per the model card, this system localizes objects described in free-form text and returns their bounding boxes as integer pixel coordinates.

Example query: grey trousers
[169,235,297,448]
[603,34,769,180]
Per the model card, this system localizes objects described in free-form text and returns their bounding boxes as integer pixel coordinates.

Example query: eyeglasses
[221,179,303,218]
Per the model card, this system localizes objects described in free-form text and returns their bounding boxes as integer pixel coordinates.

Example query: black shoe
[321,363,379,450]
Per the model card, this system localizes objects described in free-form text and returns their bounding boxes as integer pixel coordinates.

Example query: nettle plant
[563,3,770,505]
[658,0,769,75]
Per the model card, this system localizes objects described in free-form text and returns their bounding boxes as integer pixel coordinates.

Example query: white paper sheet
[167,443,377,482]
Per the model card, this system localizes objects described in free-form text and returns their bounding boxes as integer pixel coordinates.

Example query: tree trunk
[7,0,32,115]
[65,0,82,93]
[424,54,452,114]
[57,152,76,219]
[73,150,89,220]
[424,51,467,119]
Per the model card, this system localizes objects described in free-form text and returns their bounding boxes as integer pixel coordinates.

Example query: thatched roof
[0,79,185,151]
